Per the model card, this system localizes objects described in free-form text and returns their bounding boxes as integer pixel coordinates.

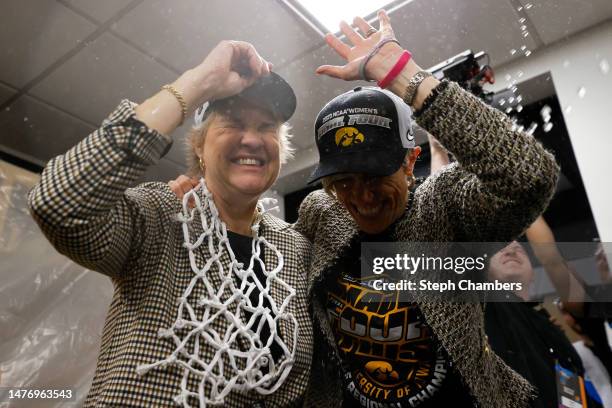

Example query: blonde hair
[186,111,295,177]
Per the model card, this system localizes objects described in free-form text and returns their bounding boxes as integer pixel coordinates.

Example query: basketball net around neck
[136,179,298,407]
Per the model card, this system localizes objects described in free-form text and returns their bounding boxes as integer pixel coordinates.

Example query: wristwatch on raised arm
[402,70,433,107]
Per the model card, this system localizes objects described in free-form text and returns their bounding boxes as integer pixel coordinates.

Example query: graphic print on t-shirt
[327,272,448,407]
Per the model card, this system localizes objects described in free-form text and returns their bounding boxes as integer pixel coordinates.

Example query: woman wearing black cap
[169,10,559,407]
[297,10,559,408]
[27,40,314,407]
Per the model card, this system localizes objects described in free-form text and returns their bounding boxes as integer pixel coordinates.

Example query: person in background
[527,220,612,378]
[560,305,612,407]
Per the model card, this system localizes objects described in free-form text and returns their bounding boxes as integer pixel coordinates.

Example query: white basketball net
[136,179,298,407]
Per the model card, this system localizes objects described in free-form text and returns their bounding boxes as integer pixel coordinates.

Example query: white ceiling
[1,0,611,191]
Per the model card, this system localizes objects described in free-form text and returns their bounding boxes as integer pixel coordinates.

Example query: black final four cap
[307,87,415,184]
[200,72,296,122]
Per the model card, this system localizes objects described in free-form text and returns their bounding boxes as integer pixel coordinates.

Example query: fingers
[169,175,199,198]
[315,64,353,80]
[188,176,200,188]
[377,9,394,36]
[242,42,270,78]
[353,16,374,38]
[339,20,363,45]
[168,180,183,198]
[228,40,270,79]
[324,33,350,60]
[229,71,256,91]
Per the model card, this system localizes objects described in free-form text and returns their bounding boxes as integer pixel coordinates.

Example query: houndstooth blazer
[295,82,560,408]
[28,100,313,407]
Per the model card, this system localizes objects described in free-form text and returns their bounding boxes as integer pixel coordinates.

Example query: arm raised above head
[27,101,173,279]
[418,82,559,241]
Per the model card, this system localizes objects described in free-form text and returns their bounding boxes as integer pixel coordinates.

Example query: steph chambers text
[371,279,522,292]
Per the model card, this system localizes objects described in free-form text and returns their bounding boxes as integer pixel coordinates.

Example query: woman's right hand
[180,40,272,110]
[136,41,271,136]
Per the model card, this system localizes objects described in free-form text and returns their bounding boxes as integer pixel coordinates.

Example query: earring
[199,157,206,174]
[407,174,416,189]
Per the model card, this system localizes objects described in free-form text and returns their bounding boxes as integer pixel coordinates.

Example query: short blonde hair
[185,111,295,177]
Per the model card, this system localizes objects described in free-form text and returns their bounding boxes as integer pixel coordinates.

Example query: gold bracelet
[161,84,187,125]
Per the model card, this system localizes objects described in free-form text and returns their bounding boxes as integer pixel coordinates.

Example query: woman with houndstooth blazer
[27,41,313,407]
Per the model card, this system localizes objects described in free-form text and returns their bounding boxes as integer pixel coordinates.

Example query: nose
[240,128,264,150]
[504,242,522,257]
[354,183,376,204]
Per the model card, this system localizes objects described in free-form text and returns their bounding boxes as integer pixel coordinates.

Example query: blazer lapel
[260,219,298,357]
[307,202,360,298]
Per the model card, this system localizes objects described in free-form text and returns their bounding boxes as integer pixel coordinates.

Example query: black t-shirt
[324,233,474,408]
[484,297,585,408]
[227,231,282,361]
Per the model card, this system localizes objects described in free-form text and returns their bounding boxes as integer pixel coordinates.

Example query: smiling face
[488,241,534,285]
[331,148,420,234]
[199,100,281,202]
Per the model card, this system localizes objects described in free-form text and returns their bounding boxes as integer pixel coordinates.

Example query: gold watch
[402,71,433,107]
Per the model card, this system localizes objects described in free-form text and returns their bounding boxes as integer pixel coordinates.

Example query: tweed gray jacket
[28,100,314,407]
[294,82,560,408]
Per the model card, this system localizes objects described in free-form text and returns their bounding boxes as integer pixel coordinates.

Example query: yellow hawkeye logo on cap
[335,127,364,147]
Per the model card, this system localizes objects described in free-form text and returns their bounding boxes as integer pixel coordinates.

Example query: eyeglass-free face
[332,168,411,234]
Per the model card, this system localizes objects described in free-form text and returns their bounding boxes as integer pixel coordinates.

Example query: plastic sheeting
[0,160,114,407]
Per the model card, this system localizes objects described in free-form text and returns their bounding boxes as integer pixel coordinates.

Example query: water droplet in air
[523,32,529,38]
[519,18,526,23]
[509,97,515,103]
[499,99,506,106]
[517,70,524,77]
[565,105,573,114]
[23,117,28,122]
[520,25,527,31]
[505,74,512,81]
[506,107,513,114]
[600,59,610,74]
[525,50,532,57]
[526,122,538,135]
[517,6,523,11]
[5,107,10,111]
[516,95,523,103]
[516,104,523,112]
[563,60,570,68]
[510,49,517,55]
[525,3,533,9]
[521,45,527,51]
[540,105,552,121]
[543,122,553,133]
[577,87,586,98]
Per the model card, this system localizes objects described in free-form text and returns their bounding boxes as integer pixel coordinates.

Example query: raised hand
[315,10,404,82]
[192,40,272,103]
[136,41,271,135]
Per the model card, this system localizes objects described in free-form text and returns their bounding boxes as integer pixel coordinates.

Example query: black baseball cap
[198,72,296,122]
[307,87,415,184]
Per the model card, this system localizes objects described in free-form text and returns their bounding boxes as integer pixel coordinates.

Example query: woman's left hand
[315,10,406,82]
